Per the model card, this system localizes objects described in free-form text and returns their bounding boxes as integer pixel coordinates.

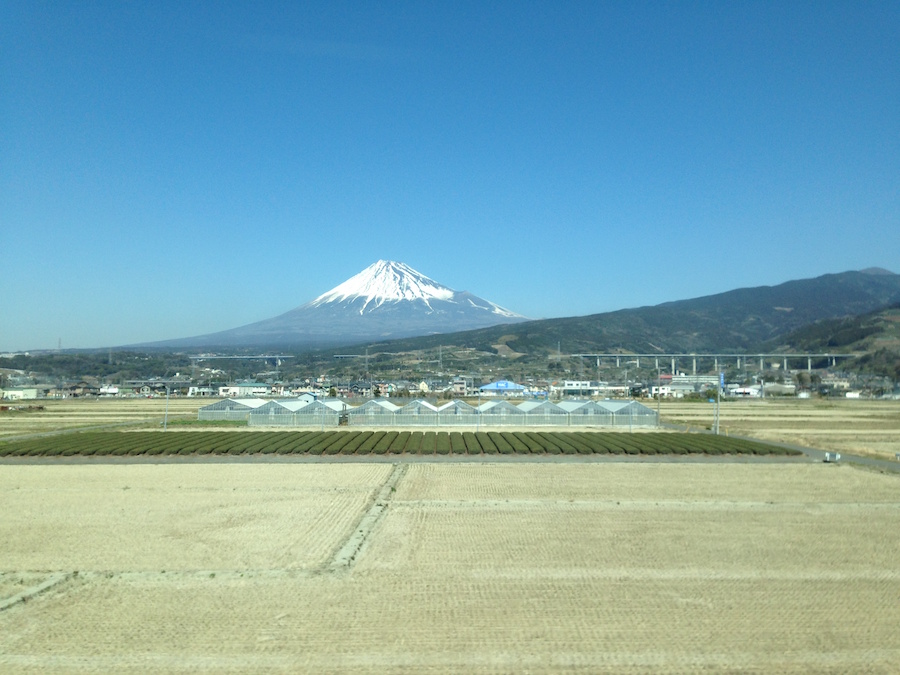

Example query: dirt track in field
[2,462,899,673]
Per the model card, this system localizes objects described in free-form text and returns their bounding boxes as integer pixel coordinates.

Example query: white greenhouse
[200,397,658,429]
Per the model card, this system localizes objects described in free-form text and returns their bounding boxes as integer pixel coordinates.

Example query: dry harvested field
[659,398,900,460]
[4,397,900,460]
[2,462,899,673]
[0,398,203,438]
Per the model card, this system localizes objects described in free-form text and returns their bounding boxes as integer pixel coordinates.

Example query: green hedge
[462,432,482,454]
[0,431,799,457]
[449,432,466,454]
[404,432,424,453]
[392,431,411,454]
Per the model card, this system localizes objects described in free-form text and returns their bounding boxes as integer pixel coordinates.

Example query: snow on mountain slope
[309,260,524,318]
[310,260,456,312]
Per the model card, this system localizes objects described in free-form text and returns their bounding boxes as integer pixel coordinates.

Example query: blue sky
[2,1,898,351]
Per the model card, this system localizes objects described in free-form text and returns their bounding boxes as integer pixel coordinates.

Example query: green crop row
[0,431,798,457]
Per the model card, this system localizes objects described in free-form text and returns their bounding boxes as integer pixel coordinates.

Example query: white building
[219,383,269,397]
[0,387,40,401]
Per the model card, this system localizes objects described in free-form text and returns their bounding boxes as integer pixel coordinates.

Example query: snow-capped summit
[311,260,456,312]
[310,260,521,318]
[147,260,528,348]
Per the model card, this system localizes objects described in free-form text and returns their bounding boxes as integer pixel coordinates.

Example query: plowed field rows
[1,462,899,673]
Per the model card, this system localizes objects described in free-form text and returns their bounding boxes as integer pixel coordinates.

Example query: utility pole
[714,371,723,435]
[714,386,719,435]
[164,385,170,431]
[656,365,661,428]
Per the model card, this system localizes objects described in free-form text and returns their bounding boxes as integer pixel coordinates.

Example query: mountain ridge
[134,267,900,356]
[141,260,527,349]
[346,269,900,358]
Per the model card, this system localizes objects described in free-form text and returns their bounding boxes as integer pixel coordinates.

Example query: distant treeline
[1,351,193,381]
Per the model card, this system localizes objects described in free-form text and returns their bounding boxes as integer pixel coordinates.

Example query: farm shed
[0,387,41,401]
[198,398,267,421]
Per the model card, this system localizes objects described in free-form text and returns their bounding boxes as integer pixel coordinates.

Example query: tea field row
[0,430,799,457]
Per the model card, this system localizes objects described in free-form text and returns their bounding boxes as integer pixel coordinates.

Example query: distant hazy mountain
[146,260,528,349]
[364,269,900,357]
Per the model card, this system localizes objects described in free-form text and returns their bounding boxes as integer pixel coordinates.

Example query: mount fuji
[148,261,529,349]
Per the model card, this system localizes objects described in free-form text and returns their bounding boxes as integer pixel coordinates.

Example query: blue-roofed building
[479,380,526,397]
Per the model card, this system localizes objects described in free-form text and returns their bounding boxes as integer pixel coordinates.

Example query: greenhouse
[346,399,401,426]
[201,397,658,428]
[393,400,442,427]
[555,399,661,428]
[245,399,345,428]
[517,400,569,426]
[247,400,309,427]
[197,398,268,421]
[293,400,343,428]
[476,400,526,427]
[437,400,477,415]
[557,400,615,426]
[599,399,660,427]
